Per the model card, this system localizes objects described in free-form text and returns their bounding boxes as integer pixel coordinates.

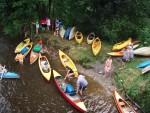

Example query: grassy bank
[38,32,149,113]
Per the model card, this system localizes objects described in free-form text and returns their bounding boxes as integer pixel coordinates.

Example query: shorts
[122,58,127,62]
[79,86,87,91]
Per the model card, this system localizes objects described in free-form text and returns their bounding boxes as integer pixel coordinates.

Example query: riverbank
[35,32,149,113]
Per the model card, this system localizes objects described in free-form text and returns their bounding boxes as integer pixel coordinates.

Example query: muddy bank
[76,61,117,94]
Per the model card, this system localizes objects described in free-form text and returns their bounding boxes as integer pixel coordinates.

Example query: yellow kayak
[92,37,101,56]
[75,31,83,44]
[38,54,51,82]
[59,50,78,76]
[14,38,30,53]
[15,42,33,60]
[87,32,95,44]
[112,38,132,51]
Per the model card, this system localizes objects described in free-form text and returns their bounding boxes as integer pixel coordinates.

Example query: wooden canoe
[92,37,101,56]
[59,50,78,76]
[134,47,150,56]
[30,40,42,64]
[53,70,87,112]
[38,54,51,82]
[112,90,137,113]
[69,27,76,40]
[112,38,132,51]
[14,38,30,53]
[87,32,95,44]
[75,31,83,44]
[142,65,150,74]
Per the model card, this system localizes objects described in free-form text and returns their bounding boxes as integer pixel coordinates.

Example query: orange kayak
[30,40,42,64]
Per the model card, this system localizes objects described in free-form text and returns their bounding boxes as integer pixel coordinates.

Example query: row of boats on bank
[60,26,150,74]
[12,37,140,112]
[13,38,87,112]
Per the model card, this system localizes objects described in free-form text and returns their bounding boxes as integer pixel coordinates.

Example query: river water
[0,35,118,113]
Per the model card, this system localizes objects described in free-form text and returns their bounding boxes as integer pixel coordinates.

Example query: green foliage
[115,57,150,113]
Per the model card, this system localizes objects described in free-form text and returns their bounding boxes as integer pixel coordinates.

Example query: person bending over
[76,75,88,96]
[64,66,75,81]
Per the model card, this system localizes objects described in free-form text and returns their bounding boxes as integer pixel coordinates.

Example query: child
[104,56,112,77]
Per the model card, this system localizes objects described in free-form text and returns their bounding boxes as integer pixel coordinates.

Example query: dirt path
[76,61,117,95]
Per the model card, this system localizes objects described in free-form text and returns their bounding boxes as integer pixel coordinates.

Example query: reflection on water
[0,35,118,113]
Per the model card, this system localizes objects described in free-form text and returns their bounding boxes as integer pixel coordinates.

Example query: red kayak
[53,70,87,112]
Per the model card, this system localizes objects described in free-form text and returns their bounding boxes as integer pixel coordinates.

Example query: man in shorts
[76,75,88,96]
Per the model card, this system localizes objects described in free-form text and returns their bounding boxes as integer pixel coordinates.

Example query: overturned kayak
[134,47,150,56]
[136,60,150,68]
[142,65,150,74]
[0,72,20,78]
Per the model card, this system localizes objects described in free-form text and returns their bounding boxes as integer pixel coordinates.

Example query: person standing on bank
[55,19,59,36]
[46,17,51,30]
[120,46,130,69]
[76,75,88,96]
[104,56,112,77]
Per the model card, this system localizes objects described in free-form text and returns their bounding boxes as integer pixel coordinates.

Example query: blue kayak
[136,60,150,68]
[0,72,20,78]
[65,28,71,39]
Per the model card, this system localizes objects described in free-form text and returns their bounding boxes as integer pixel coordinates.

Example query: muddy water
[0,35,118,113]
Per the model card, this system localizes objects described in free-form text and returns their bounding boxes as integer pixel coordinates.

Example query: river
[0,34,118,113]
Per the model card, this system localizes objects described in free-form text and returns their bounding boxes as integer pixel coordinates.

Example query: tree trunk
[49,0,52,17]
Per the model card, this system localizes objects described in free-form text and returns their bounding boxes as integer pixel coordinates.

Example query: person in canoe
[14,53,24,65]
[64,66,75,82]
[76,75,88,96]
[41,60,50,72]
[104,56,112,77]
[0,64,7,74]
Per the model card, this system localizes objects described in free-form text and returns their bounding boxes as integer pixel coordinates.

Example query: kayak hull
[1,72,20,78]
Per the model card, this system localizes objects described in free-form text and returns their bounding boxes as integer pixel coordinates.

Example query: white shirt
[76,75,88,87]
[46,19,51,26]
